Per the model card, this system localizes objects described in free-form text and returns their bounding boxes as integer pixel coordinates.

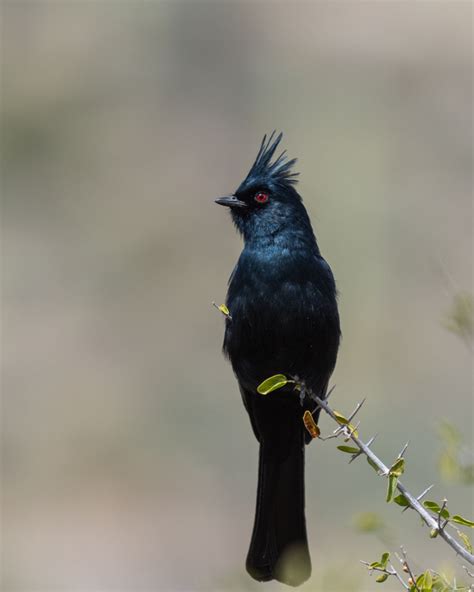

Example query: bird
[215,132,340,587]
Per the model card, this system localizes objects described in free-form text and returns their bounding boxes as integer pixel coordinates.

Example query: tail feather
[246,426,311,586]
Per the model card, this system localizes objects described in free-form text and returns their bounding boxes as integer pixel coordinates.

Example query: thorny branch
[311,391,474,565]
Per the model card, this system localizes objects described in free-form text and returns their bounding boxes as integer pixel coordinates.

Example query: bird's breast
[223,252,339,393]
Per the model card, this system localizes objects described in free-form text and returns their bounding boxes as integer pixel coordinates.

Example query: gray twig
[360,560,409,590]
[397,547,420,592]
[438,499,450,531]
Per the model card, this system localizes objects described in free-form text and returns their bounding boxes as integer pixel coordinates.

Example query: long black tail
[246,415,311,586]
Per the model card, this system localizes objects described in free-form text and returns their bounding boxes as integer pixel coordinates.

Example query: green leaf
[415,573,425,589]
[422,570,432,591]
[451,515,474,527]
[393,494,409,507]
[389,458,405,477]
[423,500,450,519]
[380,552,389,569]
[457,530,473,553]
[333,410,349,425]
[439,507,450,520]
[386,474,398,503]
[376,573,389,583]
[423,501,441,513]
[429,528,438,538]
[337,445,360,454]
[369,561,382,569]
[257,375,289,395]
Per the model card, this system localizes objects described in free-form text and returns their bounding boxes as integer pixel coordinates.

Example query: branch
[360,559,409,589]
[395,546,420,592]
[313,394,474,565]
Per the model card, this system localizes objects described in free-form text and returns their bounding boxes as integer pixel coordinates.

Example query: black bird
[215,132,340,586]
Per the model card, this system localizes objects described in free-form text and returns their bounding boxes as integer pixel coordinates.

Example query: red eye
[254,192,269,204]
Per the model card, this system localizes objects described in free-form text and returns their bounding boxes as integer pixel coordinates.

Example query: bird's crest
[240,131,299,189]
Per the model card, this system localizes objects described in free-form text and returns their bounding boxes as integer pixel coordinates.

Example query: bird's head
[216,132,313,244]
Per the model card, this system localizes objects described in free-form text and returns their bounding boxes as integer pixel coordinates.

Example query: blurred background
[2,1,473,590]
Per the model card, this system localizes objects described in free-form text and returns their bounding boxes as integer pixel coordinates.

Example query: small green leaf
[393,494,409,507]
[333,411,349,425]
[429,528,438,538]
[386,474,398,503]
[389,458,405,477]
[439,507,450,520]
[218,304,230,316]
[380,552,389,569]
[423,500,450,519]
[422,570,432,591]
[457,530,473,553]
[369,561,382,569]
[376,573,389,583]
[423,501,441,513]
[451,515,474,527]
[337,445,360,454]
[257,374,289,395]
[413,573,425,590]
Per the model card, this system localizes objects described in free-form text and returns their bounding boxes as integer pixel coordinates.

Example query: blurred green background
[2,1,472,591]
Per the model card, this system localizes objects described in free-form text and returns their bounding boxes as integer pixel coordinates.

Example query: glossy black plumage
[216,133,340,586]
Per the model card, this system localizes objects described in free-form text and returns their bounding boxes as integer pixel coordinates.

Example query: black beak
[215,195,247,209]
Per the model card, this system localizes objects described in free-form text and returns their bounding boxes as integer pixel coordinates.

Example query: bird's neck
[238,204,320,256]
[243,226,319,256]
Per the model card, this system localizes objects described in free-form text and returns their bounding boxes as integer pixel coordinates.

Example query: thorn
[366,434,378,448]
[402,484,434,512]
[417,484,434,500]
[347,397,366,422]
[398,441,410,458]
[349,450,363,464]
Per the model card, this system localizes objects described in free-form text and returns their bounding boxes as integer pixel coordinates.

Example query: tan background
[2,1,473,590]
